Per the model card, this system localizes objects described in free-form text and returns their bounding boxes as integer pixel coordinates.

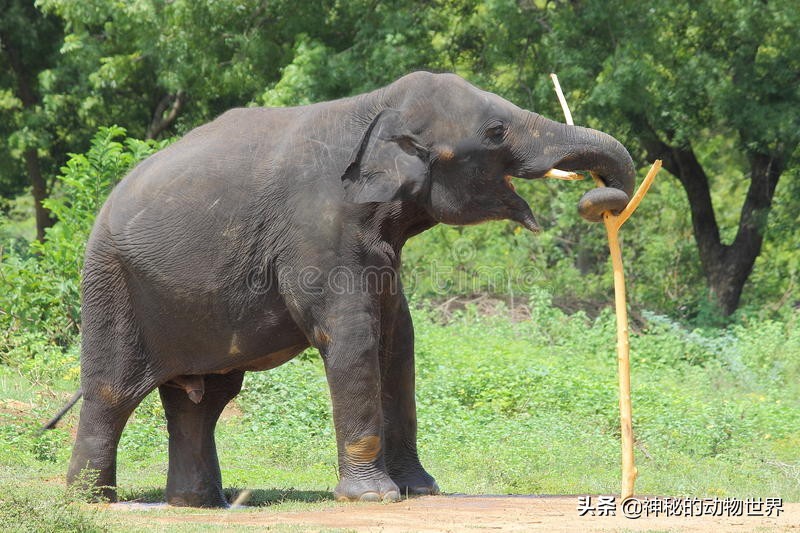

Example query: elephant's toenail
[359,492,381,502]
[382,490,400,502]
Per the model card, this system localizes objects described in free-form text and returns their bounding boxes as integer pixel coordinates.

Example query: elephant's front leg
[321,310,400,502]
[380,293,439,496]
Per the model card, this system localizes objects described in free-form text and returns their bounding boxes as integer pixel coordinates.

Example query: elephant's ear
[341,109,429,203]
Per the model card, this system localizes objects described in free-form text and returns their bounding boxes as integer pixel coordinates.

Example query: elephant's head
[341,72,635,230]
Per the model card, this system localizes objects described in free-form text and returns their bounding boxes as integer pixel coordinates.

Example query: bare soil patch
[0,398,35,416]
[113,494,799,532]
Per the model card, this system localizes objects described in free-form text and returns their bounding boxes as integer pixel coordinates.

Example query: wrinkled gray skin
[67,72,635,507]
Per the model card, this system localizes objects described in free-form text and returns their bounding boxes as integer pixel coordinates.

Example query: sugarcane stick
[598,162,660,499]
[549,73,661,500]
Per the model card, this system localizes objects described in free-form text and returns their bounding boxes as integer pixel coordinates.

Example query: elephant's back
[88,101,358,305]
[81,108,313,365]
[94,109,295,296]
[109,106,294,219]
[103,103,349,247]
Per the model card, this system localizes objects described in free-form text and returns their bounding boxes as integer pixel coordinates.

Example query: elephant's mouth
[503,174,541,233]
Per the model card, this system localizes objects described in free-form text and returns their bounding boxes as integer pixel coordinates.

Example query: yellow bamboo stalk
[601,161,661,499]
[550,73,662,500]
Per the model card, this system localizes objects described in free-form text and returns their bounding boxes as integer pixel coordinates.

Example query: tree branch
[146,91,185,140]
[638,123,723,266]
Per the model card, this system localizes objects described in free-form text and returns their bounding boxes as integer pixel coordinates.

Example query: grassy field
[1,299,798,531]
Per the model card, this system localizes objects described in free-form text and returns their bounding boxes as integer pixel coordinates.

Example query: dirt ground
[113,494,800,532]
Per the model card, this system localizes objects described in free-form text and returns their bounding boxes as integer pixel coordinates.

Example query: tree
[541,0,800,315]
[0,0,63,240]
[3,0,796,316]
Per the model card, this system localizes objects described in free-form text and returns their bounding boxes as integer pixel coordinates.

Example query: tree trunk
[642,133,784,316]
[709,152,784,315]
[1,29,55,242]
[146,91,185,140]
[24,148,54,242]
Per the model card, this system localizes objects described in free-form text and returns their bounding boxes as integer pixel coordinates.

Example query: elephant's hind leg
[67,394,145,501]
[159,371,244,507]
[68,255,154,502]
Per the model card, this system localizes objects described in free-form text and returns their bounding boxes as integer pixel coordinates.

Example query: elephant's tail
[41,388,83,432]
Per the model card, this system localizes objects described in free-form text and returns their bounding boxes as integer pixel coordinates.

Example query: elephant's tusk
[550,73,574,126]
[544,168,583,181]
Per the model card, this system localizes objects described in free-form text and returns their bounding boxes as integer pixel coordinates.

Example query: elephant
[64,71,635,507]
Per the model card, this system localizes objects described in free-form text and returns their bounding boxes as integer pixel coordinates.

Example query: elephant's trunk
[515,113,637,222]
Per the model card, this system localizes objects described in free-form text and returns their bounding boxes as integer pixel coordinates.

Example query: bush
[227,301,799,497]
[0,127,165,384]
[0,484,106,532]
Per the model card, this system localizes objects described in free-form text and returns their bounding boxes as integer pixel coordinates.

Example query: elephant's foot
[165,486,228,508]
[334,474,400,502]
[66,453,118,502]
[68,396,141,503]
[386,452,439,497]
[389,468,440,497]
[67,468,119,503]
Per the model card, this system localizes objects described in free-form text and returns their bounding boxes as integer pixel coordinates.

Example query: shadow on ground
[119,487,333,506]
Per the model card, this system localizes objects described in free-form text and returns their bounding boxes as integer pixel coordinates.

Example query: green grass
[0,300,798,531]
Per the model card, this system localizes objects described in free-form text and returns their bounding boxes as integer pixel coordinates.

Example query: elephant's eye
[485,124,506,143]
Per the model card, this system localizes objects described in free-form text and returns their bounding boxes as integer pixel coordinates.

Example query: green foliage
[0,486,106,532]
[259,36,337,108]
[0,194,37,242]
[117,391,168,464]
[0,0,64,198]
[2,302,798,507]
[0,127,163,383]
[2,0,798,317]
[238,357,334,446]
